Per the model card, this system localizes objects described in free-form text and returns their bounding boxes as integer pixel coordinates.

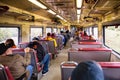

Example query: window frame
[0,24,21,45]
[103,25,120,54]
[46,27,52,34]
[30,26,44,40]
[53,27,57,33]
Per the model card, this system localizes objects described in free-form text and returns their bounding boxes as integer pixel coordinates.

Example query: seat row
[61,39,120,80]
[0,38,64,80]
[61,61,120,80]
[0,48,40,80]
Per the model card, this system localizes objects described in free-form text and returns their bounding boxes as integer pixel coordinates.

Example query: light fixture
[77,19,80,23]
[77,14,80,23]
[56,15,64,20]
[56,15,67,22]
[76,0,83,8]
[77,9,81,14]
[47,9,56,15]
[28,0,47,9]
[77,15,80,20]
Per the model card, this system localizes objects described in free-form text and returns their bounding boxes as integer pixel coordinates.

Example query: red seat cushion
[4,66,14,80]
[99,62,120,68]
[78,48,111,52]
[79,42,102,45]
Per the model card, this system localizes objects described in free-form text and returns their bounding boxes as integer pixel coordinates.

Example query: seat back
[79,39,96,42]
[39,40,56,59]
[68,48,111,63]
[71,42,102,48]
[60,61,78,80]
[99,62,120,80]
[0,64,8,80]
[12,48,42,74]
[38,41,49,54]
[18,42,29,48]
[4,66,14,80]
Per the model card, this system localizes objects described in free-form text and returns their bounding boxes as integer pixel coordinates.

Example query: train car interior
[0,0,120,80]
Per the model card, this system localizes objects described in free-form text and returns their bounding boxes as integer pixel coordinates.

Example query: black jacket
[28,41,46,62]
[35,44,46,62]
[0,43,9,55]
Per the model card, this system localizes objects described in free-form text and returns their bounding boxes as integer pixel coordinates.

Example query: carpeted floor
[41,41,71,80]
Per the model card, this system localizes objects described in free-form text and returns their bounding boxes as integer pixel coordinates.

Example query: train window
[58,28,60,34]
[89,27,92,35]
[30,27,43,40]
[0,27,19,45]
[53,28,57,33]
[46,27,52,34]
[60,28,64,31]
[85,28,90,35]
[93,27,98,39]
[104,25,120,53]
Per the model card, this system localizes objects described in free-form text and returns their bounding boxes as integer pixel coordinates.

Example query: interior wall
[0,15,47,42]
[111,53,120,62]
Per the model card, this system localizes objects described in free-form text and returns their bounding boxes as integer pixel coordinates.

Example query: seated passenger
[5,38,17,48]
[89,35,95,40]
[45,32,57,47]
[82,31,89,40]
[0,47,33,80]
[51,33,56,39]
[70,61,104,80]
[27,41,50,75]
[0,39,16,55]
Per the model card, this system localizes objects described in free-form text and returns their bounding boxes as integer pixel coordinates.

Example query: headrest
[78,48,111,51]
[99,62,120,68]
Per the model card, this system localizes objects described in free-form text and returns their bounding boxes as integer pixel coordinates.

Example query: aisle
[40,48,69,80]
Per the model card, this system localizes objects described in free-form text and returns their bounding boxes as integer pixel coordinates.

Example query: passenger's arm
[24,48,31,66]
[53,39,57,47]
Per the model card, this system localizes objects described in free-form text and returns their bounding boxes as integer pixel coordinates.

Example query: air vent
[0,6,9,15]
[55,3,65,6]
[85,0,97,4]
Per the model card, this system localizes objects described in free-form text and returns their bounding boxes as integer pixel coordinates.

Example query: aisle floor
[40,48,69,80]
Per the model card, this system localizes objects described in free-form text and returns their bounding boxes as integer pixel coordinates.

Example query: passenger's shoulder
[14,54,23,59]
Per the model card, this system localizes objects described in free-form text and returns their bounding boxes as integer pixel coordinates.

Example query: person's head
[47,33,51,37]
[60,31,63,34]
[1,48,13,56]
[89,35,94,40]
[5,39,15,48]
[71,61,104,80]
[84,31,87,36]
[27,41,39,49]
[32,37,39,41]
[66,30,69,33]
[51,33,55,38]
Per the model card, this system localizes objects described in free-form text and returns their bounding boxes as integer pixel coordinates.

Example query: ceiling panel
[0,0,120,25]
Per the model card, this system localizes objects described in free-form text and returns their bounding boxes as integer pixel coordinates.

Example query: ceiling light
[77,19,80,23]
[28,0,47,9]
[77,15,80,19]
[56,15,67,22]
[56,15,64,20]
[47,10,56,15]
[76,0,83,8]
[77,9,81,14]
